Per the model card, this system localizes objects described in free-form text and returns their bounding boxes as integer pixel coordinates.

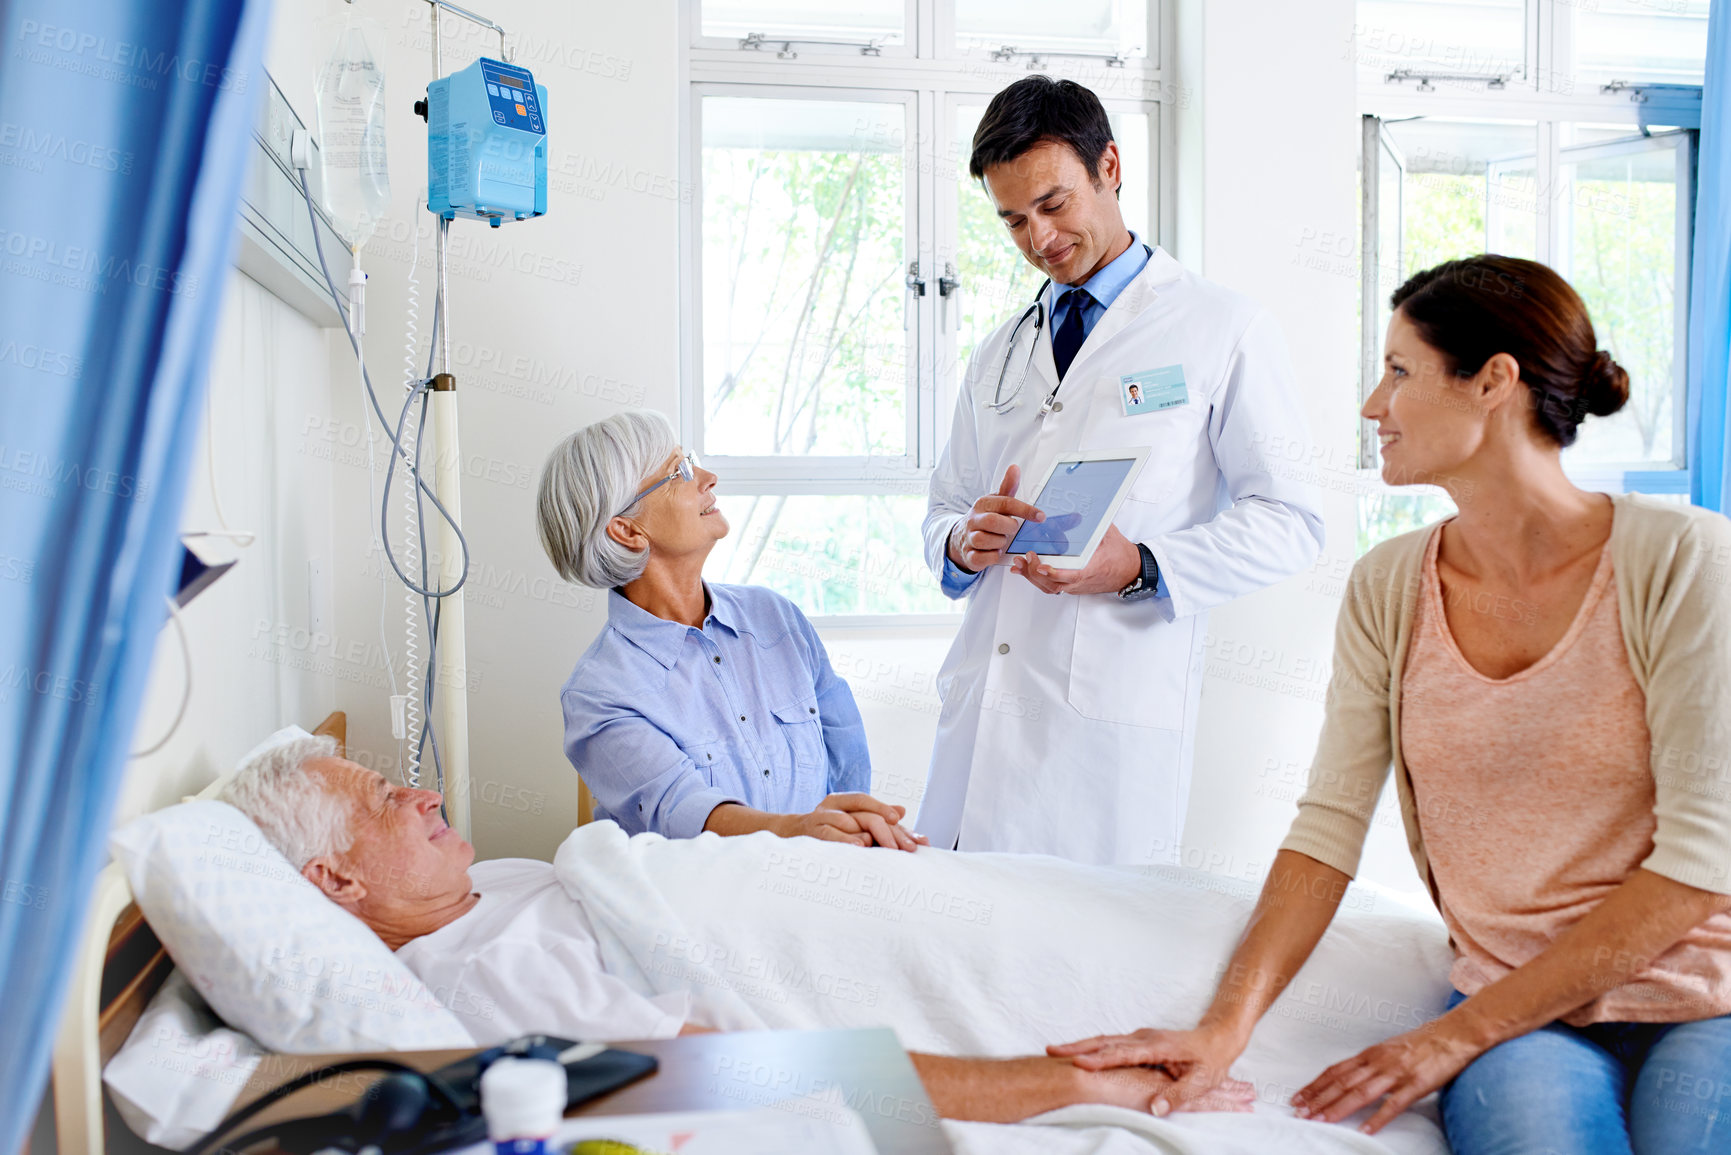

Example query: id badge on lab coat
[1119,365,1187,416]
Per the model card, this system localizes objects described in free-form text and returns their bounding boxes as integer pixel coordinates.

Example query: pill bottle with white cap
[480,1057,567,1155]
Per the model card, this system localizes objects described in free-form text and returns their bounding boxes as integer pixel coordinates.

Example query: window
[700,1,908,49]
[698,94,913,461]
[1355,0,1704,549]
[1353,0,1528,81]
[1573,1,1711,87]
[1554,126,1693,468]
[684,0,1171,617]
[954,0,1151,60]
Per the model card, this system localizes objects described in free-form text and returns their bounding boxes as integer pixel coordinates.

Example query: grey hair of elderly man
[220,734,353,866]
[220,739,1253,1124]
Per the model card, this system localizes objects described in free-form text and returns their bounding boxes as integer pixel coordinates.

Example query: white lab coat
[918,246,1324,865]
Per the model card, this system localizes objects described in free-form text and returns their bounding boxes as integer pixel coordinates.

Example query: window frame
[1354,0,1703,501]
[678,0,1175,619]
[1552,127,1695,476]
[684,81,927,490]
[691,0,922,60]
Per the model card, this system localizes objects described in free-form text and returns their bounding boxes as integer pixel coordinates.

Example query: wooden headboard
[50,710,347,1154]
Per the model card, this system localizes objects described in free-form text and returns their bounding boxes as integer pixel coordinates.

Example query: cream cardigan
[1280,493,1731,900]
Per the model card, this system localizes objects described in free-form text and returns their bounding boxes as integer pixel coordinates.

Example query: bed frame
[49,711,349,1155]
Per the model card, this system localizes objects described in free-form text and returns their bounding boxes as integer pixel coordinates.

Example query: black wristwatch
[1117,543,1161,602]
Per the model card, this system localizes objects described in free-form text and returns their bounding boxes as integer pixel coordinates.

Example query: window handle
[937,262,960,332]
[905,260,925,331]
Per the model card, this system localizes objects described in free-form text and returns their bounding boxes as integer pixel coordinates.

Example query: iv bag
[314,12,391,248]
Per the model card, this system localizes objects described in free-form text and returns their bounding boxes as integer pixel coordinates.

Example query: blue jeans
[1440,989,1731,1154]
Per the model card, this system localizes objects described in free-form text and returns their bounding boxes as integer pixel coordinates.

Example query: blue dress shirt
[561,583,871,838]
[942,233,1168,599]
[1046,234,1151,344]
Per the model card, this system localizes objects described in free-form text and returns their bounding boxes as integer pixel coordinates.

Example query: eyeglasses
[616,451,699,518]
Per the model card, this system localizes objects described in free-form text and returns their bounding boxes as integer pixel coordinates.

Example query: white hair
[219,734,355,869]
[536,409,678,589]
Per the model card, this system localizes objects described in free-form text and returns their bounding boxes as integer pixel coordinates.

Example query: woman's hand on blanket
[774,793,929,851]
[1048,1025,1246,1116]
[1290,1022,1480,1134]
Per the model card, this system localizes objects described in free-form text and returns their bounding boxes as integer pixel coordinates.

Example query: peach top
[1401,524,1731,1024]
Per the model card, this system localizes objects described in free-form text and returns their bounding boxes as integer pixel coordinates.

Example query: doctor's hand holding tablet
[948,451,1152,598]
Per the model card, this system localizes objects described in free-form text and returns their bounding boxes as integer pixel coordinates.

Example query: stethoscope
[985,243,1153,418]
[984,281,1051,416]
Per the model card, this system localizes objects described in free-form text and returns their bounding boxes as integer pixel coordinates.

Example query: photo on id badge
[1120,365,1187,416]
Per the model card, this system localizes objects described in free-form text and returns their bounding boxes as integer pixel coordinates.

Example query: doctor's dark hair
[1390,255,1629,448]
[969,76,1117,190]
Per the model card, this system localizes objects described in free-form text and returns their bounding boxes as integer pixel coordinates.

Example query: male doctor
[919,76,1323,864]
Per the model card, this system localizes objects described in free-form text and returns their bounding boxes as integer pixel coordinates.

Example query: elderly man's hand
[1073,1062,1257,1115]
[776,794,927,851]
[1049,1022,1250,1116]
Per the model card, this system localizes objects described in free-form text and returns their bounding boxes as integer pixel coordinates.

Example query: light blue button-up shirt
[941,233,1167,599]
[560,583,871,838]
[1046,233,1151,346]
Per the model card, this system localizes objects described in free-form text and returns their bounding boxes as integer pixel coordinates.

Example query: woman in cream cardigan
[1050,255,1731,1154]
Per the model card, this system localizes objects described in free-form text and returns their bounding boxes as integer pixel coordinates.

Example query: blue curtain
[0,0,270,1146]
[1691,0,1731,510]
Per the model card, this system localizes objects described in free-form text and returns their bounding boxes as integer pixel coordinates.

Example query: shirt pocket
[677,737,727,784]
[771,697,826,771]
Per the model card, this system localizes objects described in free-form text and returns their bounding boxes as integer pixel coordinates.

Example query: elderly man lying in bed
[219,735,1453,1139]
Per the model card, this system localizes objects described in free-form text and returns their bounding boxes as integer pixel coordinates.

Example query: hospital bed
[48,710,350,1155]
[54,712,1456,1155]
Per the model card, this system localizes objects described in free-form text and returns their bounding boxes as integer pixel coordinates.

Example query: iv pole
[422,0,508,842]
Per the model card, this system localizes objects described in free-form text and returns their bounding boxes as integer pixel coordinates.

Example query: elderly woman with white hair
[537,409,922,851]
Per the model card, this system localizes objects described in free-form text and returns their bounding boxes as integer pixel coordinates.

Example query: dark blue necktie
[1051,288,1093,381]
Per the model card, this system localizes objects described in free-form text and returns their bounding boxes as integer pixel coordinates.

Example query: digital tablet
[1004,448,1150,569]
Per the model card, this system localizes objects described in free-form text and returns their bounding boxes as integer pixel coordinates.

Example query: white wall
[125,0,1427,901]
[117,269,338,824]
[1172,0,1423,899]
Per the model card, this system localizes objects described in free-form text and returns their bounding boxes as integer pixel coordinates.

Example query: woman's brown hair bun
[1581,349,1631,418]
[1390,256,1629,447]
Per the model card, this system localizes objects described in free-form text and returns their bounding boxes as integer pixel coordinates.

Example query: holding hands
[1074,1059,1258,1116]
[705,794,927,852]
[1049,1022,1250,1118]
[774,793,927,852]
[1051,1015,1486,1133]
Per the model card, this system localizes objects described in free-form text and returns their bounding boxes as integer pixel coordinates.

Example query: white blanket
[945,1106,1424,1154]
[554,824,1456,1155]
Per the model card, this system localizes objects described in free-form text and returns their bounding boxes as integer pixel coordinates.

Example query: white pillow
[103,972,262,1149]
[109,793,474,1054]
